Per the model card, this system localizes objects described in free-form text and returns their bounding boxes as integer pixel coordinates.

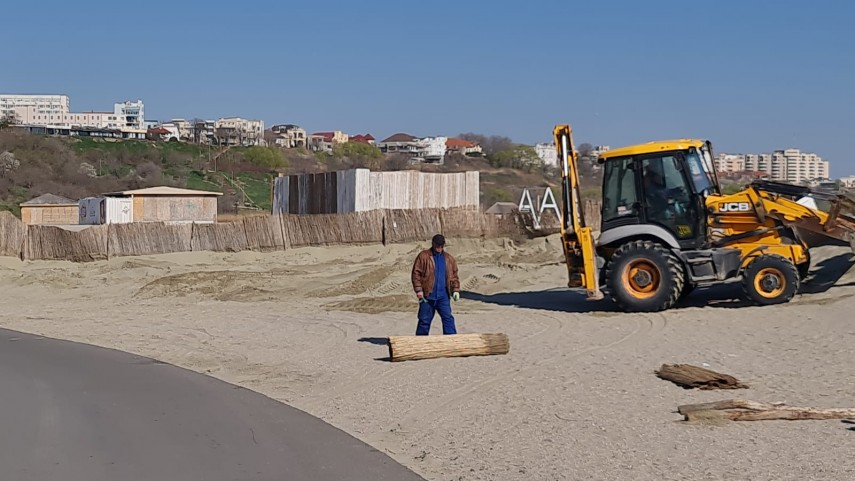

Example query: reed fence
[0,204,602,262]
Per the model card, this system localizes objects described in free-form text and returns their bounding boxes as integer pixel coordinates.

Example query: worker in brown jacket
[411,234,460,335]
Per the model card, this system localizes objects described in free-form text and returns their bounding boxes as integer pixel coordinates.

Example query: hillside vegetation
[0,131,603,217]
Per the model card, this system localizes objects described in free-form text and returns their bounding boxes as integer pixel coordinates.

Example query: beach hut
[103,186,222,224]
[20,193,79,225]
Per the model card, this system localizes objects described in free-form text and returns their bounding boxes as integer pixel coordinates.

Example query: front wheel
[741,255,800,306]
[605,240,685,312]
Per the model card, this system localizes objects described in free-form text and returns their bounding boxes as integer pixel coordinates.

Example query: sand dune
[1,236,854,481]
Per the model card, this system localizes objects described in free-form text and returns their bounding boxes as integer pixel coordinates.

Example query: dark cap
[431,234,445,246]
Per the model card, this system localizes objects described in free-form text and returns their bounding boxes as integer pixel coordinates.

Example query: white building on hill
[1,93,145,131]
[535,143,558,168]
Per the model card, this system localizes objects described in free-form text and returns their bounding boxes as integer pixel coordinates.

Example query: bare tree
[0,113,19,130]
[191,119,209,144]
[458,132,514,157]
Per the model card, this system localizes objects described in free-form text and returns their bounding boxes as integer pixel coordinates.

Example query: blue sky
[4,0,854,175]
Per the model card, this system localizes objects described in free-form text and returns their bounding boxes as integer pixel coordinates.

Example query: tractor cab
[596,140,720,250]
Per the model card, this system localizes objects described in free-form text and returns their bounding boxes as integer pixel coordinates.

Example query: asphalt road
[0,328,425,481]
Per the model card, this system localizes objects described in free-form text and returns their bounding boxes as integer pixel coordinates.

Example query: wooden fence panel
[0,211,26,258]
[585,200,602,232]
[282,211,384,247]
[108,222,192,257]
[23,225,107,262]
[384,209,441,244]
[341,211,384,244]
[280,214,308,247]
[243,215,286,252]
[438,208,483,239]
[191,221,249,253]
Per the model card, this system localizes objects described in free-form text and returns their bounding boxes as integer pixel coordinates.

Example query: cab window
[602,157,638,222]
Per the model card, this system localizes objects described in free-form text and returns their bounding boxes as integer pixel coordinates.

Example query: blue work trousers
[416,296,457,335]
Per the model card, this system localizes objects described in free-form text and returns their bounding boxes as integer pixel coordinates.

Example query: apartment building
[715,149,829,184]
[163,119,193,140]
[214,117,265,146]
[114,100,145,130]
[308,130,349,152]
[270,124,307,148]
[377,134,447,163]
[415,136,447,163]
[378,133,419,155]
[1,94,70,120]
[840,175,855,188]
[2,94,146,131]
[192,120,217,144]
[714,154,746,173]
[312,131,349,144]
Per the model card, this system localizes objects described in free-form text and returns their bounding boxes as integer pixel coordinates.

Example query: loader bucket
[791,194,855,253]
[792,226,855,251]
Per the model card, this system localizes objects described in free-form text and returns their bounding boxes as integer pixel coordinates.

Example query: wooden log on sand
[655,363,748,390]
[388,333,509,362]
[677,399,855,422]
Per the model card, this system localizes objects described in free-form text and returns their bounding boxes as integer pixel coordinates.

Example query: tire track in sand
[391,312,664,429]
[311,310,566,407]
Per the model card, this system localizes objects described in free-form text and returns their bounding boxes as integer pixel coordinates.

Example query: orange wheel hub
[622,260,661,299]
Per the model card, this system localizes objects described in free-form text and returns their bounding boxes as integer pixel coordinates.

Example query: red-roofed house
[349,134,375,145]
[309,130,348,153]
[446,137,483,157]
[146,126,179,141]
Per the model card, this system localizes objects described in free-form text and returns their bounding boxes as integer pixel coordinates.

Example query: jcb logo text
[719,202,751,212]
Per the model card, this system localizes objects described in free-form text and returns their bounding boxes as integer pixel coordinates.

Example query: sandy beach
[1,236,854,481]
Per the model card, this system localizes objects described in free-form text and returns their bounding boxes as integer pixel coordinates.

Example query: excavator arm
[553,125,603,300]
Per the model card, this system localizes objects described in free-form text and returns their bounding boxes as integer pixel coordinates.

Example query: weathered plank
[655,364,748,390]
[388,333,510,362]
[677,399,855,422]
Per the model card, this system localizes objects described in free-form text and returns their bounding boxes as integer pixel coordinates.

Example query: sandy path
[1,237,854,481]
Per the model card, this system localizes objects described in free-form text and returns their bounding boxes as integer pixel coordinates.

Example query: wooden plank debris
[655,363,748,390]
[677,399,855,422]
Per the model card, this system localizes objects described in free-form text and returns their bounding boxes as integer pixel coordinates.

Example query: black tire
[781,228,810,280]
[679,282,696,300]
[797,262,810,281]
[741,254,800,306]
[797,250,811,280]
[605,240,685,312]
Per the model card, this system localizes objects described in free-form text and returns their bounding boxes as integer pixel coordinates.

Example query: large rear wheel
[606,240,685,312]
[742,254,799,305]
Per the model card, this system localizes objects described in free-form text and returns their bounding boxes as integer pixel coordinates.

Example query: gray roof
[485,202,519,215]
[103,186,222,196]
[21,193,77,206]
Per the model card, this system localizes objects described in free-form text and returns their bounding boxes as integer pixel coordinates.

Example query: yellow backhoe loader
[554,124,855,312]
